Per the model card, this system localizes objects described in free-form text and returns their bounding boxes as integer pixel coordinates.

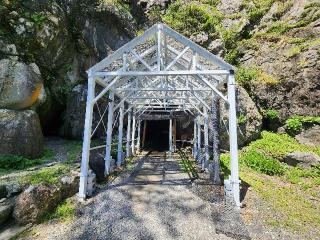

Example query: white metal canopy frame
[79,23,241,206]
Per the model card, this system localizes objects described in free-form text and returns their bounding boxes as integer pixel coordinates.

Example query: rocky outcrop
[238,0,320,120]
[60,84,108,139]
[220,86,263,149]
[295,125,320,147]
[139,0,172,11]
[13,172,79,224]
[0,109,43,158]
[284,152,320,168]
[0,0,140,136]
[5,183,22,198]
[0,185,7,199]
[242,43,320,120]
[0,40,18,61]
[13,184,61,224]
[0,59,43,110]
[60,174,79,198]
[0,199,13,224]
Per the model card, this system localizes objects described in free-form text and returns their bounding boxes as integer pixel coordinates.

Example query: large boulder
[0,41,18,61]
[220,86,263,149]
[5,183,22,198]
[13,172,79,225]
[284,152,320,168]
[0,59,43,109]
[295,125,320,147]
[0,109,44,158]
[0,185,7,199]
[0,199,13,224]
[88,148,117,182]
[13,184,62,224]
[60,173,79,198]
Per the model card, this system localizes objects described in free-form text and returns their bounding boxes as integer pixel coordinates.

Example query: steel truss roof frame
[79,24,240,207]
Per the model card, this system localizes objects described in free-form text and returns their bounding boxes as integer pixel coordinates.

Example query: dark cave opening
[144,120,169,151]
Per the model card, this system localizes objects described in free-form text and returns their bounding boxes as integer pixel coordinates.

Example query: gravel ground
[23,152,249,240]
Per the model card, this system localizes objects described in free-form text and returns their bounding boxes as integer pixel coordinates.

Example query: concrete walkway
[57,152,246,240]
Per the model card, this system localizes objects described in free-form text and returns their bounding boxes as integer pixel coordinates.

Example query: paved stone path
[35,152,249,240]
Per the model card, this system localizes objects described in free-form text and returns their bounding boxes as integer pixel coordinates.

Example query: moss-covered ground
[221,131,320,234]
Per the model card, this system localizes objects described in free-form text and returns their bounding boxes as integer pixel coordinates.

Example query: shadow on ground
[62,152,250,240]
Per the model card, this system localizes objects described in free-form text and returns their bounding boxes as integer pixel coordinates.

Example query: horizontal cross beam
[94,70,230,77]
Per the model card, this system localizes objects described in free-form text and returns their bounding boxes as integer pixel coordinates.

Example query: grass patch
[241,169,320,233]
[241,0,277,23]
[178,150,199,179]
[285,45,301,58]
[42,200,76,222]
[241,149,285,175]
[0,149,55,175]
[246,131,320,159]
[66,141,83,164]
[20,164,70,185]
[221,131,320,177]
[236,67,279,88]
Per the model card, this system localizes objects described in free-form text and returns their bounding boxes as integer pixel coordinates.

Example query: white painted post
[131,114,136,156]
[197,117,201,163]
[126,111,132,158]
[203,107,209,170]
[136,120,141,152]
[157,24,162,71]
[104,91,114,176]
[193,119,197,158]
[169,118,173,153]
[226,71,240,207]
[79,70,95,200]
[117,102,124,167]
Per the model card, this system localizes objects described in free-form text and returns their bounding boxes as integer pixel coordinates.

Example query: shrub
[147,5,162,23]
[225,48,241,65]
[286,117,303,133]
[236,67,258,87]
[163,1,223,37]
[248,131,320,159]
[242,0,277,23]
[238,113,247,125]
[285,116,320,133]
[265,109,279,120]
[240,150,285,175]
[221,131,320,177]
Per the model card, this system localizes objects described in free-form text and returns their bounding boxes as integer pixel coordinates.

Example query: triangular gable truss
[89,24,233,116]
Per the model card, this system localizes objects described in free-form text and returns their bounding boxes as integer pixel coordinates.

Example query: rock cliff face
[0,0,142,136]
[0,0,319,151]
[238,0,320,120]
[161,0,320,121]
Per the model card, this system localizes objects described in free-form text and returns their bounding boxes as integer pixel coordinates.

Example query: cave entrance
[143,120,169,151]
